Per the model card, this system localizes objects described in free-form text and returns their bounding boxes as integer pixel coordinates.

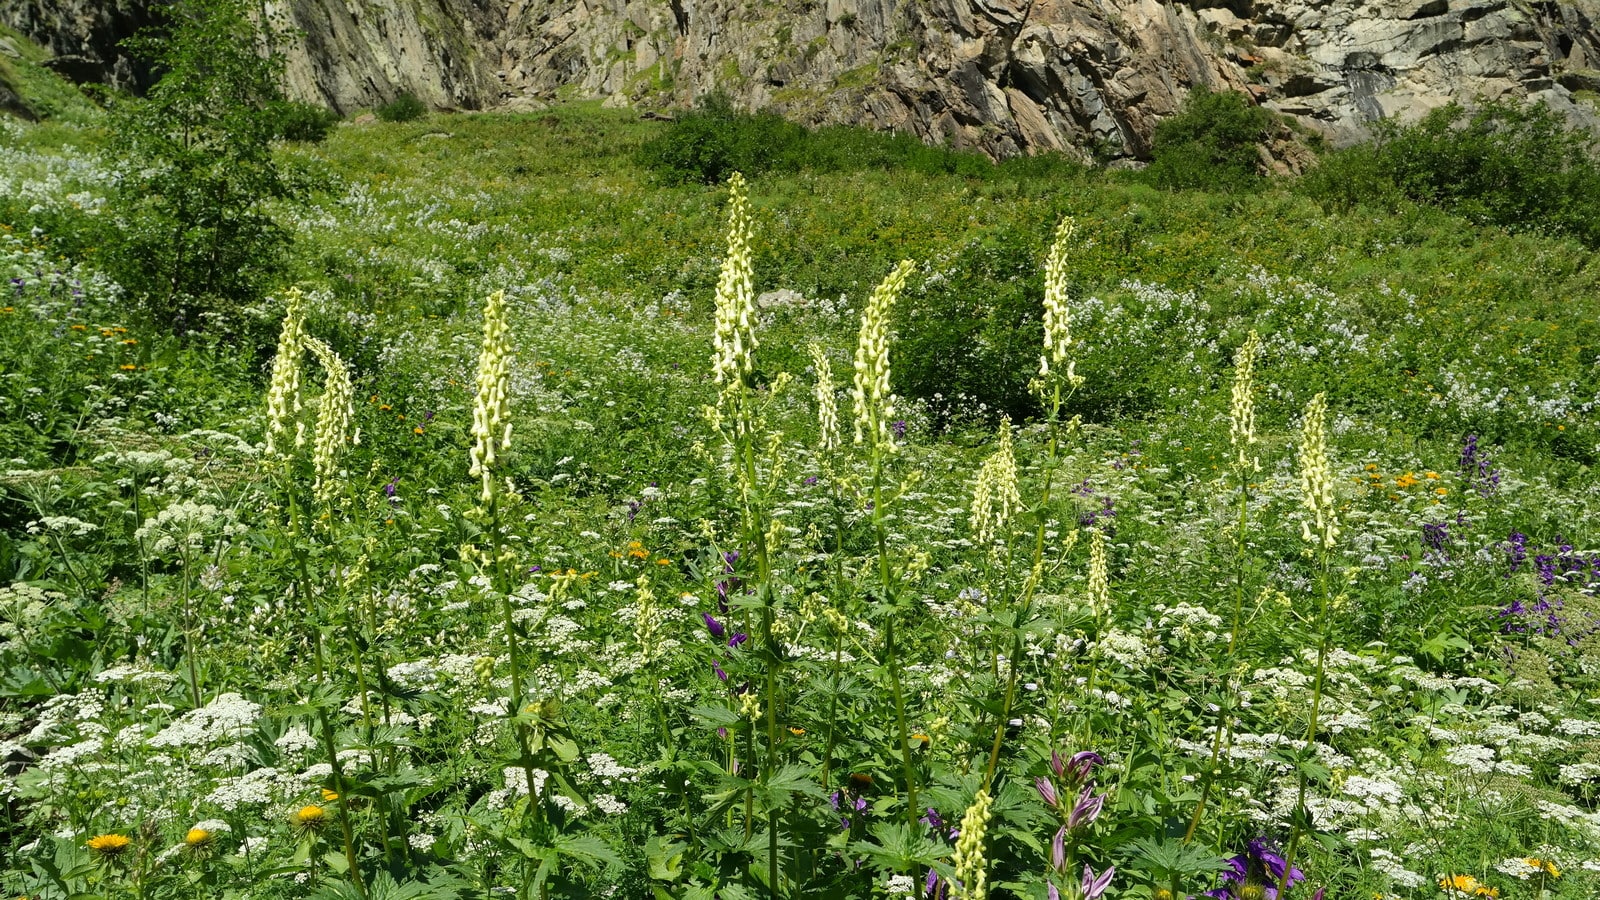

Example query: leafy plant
[376,93,427,123]
[1145,86,1275,192]
[103,0,309,336]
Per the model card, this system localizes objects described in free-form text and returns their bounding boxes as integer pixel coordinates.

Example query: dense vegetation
[3,13,1600,900]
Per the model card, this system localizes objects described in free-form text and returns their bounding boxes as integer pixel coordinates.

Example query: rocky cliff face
[7,0,1600,161]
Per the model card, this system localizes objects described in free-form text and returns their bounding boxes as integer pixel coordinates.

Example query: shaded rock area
[6,0,1600,160]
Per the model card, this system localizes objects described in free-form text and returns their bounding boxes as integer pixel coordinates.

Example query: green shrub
[1298,99,1600,247]
[376,92,427,123]
[1144,86,1274,191]
[106,0,308,338]
[270,99,340,142]
[637,93,806,184]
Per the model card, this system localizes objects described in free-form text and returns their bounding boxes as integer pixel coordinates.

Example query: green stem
[1278,556,1332,897]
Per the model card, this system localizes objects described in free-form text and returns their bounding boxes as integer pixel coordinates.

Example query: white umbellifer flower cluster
[1297,392,1340,550]
[886,873,916,895]
[1087,527,1110,617]
[711,172,757,388]
[263,287,307,458]
[1229,330,1260,470]
[1038,217,1082,385]
[469,289,512,505]
[809,342,840,453]
[26,516,97,537]
[148,692,262,748]
[951,787,993,900]
[134,500,237,557]
[303,336,354,506]
[970,418,1021,545]
[851,259,916,451]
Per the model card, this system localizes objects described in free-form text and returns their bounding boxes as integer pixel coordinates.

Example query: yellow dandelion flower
[86,833,132,858]
[290,804,328,833]
[321,788,340,802]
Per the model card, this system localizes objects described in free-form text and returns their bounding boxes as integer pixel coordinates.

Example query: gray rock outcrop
[7,0,1600,160]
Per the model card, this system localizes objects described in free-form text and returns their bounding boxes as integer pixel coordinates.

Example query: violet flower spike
[1050,749,1066,780]
[1035,776,1060,808]
[1050,825,1066,874]
[703,612,725,640]
[728,632,749,649]
[1067,787,1105,830]
[1066,750,1104,784]
[1047,883,1060,900]
[1081,864,1114,900]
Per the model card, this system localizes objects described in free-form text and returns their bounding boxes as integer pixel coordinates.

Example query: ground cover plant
[3,30,1600,900]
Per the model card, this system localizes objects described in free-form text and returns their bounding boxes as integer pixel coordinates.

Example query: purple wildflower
[1204,838,1303,900]
[1081,864,1114,900]
[703,613,725,640]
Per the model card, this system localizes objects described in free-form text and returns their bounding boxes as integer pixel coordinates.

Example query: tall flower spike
[851,259,916,451]
[1229,330,1260,471]
[303,337,353,507]
[951,787,994,900]
[263,287,307,458]
[971,417,1021,545]
[470,289,513,505]
[1087,527,1109,616]
[1297,392,1339,550]
[712,172,757,388]
[1039,218,1082,385]
[809,342,840,453]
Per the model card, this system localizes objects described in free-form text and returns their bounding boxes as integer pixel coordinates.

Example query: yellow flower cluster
[951,787,994,900]
[711,172,757,388]
[469,290,512,505]
[970,418,1021,545]
[809,342,840,453]
[304,336,354,507]
[1229,330,1260,471]
[1087,526,1110,617]
[263,287,307,458]
[1038,217,1082,386]
[851,260,916,452]
[1439,873,1499,897]
[1297,392,1340,551]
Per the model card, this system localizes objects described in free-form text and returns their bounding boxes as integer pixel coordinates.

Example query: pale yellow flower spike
[712,172,757,388]
[1087,526,1110,616]
[1229,330,1260,471]
[1298,392,1340,550]
[851,259,916,452]
[1039,217,1081,385]
[470,290,513,505]
[951,788,994,900]
[303,336,353,507]
[809,342,840,453]
[971,417,1021,545]
[263,287,307,458]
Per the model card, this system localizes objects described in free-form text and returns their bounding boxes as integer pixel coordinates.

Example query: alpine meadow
[6,6,1600,900]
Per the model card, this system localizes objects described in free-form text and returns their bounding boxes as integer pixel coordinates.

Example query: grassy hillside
[2,98,1599,900]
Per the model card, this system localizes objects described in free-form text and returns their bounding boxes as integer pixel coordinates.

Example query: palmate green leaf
[850,821,945,871]
[554,832,624,868]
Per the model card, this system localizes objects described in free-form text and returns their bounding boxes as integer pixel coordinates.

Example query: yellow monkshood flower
[1297,392,1339,550]
[1229,330,1260,470]
[263,287,308,457]
[951,788,994,900]
[851,260,916,452]
[469,289,513,505]
[1039,217,1081,385]
[712,172,757,389]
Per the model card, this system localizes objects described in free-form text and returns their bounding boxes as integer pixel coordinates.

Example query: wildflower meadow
[3,39,1600,900]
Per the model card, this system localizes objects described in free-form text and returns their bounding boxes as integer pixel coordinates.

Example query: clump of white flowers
[970,417,1021,545]
[469,290,512,505]
[809,342,840,453]
[851,259,916,451]
[1229,330,1260,471]
[1297,392,1339,550]
[711,172,756,389]
[304,336,354,506]
[263,287,307,458]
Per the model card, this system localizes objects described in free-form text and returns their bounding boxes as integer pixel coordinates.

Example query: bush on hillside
[637,94,806,184]
[1299,99,1600,247]
[270,99,341,142]
[1144,86,1274,192]
[377,92,427,122]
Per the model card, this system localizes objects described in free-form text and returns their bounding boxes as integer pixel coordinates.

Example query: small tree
[1145,86,1274,192]
[107,0,304,333]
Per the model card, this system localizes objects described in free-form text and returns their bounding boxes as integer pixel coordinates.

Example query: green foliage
[376,92,427,123]
[1145,86,1274,191]
[1299,98,1600,247]
[0,26,101,124]
[103,0,307,337]
[637,95,1073,185]
[637,93,808,184]
[270,99,342,142]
